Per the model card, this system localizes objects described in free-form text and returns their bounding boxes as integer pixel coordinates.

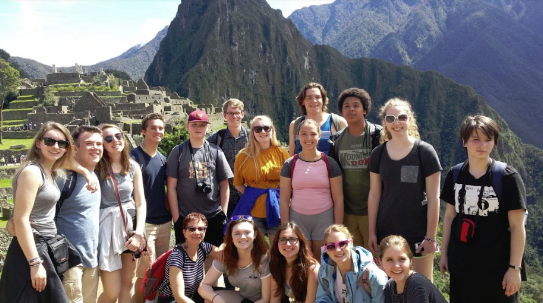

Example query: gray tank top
[100,161,136,210]
[12,162,60,238]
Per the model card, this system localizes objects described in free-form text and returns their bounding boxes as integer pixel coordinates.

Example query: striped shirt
[159,242,213,298]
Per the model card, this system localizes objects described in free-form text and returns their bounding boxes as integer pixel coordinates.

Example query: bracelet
[212,294,219,303]
[29,259,43,267]
[132,230,144,237]
[424,237,436,242]
[27,256,40,264]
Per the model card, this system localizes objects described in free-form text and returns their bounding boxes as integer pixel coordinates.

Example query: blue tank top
[294,114,333,154]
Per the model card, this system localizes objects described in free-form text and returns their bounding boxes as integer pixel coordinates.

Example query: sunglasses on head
[104,133,123,143]
[185,226,207,233]
[228,215,253,225]
[253,126,272,133]
[324,239,351,252]
[42,137,70,149]
[385,114,409,123]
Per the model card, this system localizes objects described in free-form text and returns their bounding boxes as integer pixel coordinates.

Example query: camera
[196,182,212,194]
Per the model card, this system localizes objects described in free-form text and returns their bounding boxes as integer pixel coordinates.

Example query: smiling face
[381,245,412,286]
[182,219,207,245]
[252,118,273,146]
[297,123,320,151]
[463,129,495,161]
[303,88,324,114]
[384,106,410,139]
[223,105,244,128]
[324,231,352,265]
[232,221,256,251]
[341,96,366,125]
[74,131,103,170]
[277,228,300,261]
[102,127,125,155]
[36,129,68,163]
[142,119,164,144]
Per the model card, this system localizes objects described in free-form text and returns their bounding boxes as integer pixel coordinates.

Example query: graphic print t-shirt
[440,163,526,280]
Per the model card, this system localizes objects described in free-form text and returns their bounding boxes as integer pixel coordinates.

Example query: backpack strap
[368,122,381,150]
[290,154,299,178]
[55,170,78,221]
[321,152,330,177]
[492,160,506,202]
[216,129,227,149]
[293,116,305,135]
[330,113,341,133]
[360,264,371,295]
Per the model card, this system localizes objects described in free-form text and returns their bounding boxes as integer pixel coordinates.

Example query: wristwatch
[509,265,522,271]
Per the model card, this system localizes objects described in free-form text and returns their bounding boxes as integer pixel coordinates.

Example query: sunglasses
[324,239,351,251]
[385,114,409,123]
[186,226,207,233]
[253,126,272,133]
[42,137,70,149]
[278,237,299,245]
[104,133,123,143]
[228,215,253,225]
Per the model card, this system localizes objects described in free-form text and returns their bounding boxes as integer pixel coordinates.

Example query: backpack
[141,246,177,301]
[215,128,227,149]
[290,152,330,178]
[293,113,342,135]
[55,170,78,220]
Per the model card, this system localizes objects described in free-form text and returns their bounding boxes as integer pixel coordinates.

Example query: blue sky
[0,0,334,67]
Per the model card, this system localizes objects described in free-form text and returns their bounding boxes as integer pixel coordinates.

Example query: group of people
[0,81,527,303]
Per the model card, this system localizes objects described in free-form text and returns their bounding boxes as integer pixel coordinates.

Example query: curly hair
[337,88,371,115]
[96,124,131,181]
[223,218,269,276]
[378,98,420,143]
[295,83,329,115]
[269,222,317,302]
[141,113,165,132]
[183,212,208,229]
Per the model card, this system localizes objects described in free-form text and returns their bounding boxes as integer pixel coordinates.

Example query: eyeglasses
[226,111,243,116]
[278,237,299,245]
[41,137,70,149]
[253,126,272,133]
[186,226,207,233]
[324,239,351,251]
[104,133,123,143]
[385,114,409,123]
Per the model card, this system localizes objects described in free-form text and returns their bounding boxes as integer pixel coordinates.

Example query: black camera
[196,182,212,194]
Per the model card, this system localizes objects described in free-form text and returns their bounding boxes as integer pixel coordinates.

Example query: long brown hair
[269,222,317,302]
[25,121,74,176]
[223,218,269,276]
[96,124,131,180]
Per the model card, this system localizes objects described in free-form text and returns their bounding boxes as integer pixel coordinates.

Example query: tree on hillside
[0,59,20,144]
[105,69,133,81]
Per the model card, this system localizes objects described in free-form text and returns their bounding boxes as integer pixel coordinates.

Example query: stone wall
[19,88,38,96]
[27,112,90,125]
[8,100,38,109]
[1,131,35,139]
[46,73,81,85]
[4,109,33,120]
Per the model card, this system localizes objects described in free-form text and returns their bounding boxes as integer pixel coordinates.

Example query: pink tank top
[291,158,333,215]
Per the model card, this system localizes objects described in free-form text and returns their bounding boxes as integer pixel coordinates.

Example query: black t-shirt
[385,273,448,303]
[440,162,526,280]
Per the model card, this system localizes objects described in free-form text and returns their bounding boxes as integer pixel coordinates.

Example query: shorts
[174,211,226,246]
[253,217,277,236]
[377,232,425,258]
[290,207,333,241]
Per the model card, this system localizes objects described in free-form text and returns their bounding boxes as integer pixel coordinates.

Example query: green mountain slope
[145,0,543,273]
[289,0,543,150]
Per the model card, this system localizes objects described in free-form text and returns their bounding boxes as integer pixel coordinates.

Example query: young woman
[96,124,147,303]
[232,115,289,239]
[367,98,442,281]
[0,122,80,302]
[269,222,319,303]
[316,224,387,303]
[199,215,271,303]
[288,83,347,156]
[280,119,343,260]
[379,235,447,303]
[157,212,224,303]
[439,115,526,303]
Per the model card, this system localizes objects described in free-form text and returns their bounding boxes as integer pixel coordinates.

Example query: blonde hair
[323,224,352,243]
[96,124,131,181]
[379,235,413,269]
[237,115,281,178]
[25,121,74,176]
[222,98,245,113]
[379,98,420,143]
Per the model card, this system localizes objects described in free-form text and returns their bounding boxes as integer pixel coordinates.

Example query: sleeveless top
[12,162,60,238]
[99,161,136,210]
[294,114,333,154]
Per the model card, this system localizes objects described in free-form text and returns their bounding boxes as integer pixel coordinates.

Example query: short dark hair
[141,113,165,131]
[460,115,499,145]
[295,83,329,115]
[337,88,371,116]
[183,212,208,229]
[72,125,102,147]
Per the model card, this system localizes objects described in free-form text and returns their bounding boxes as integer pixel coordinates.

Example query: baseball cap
[187,110,210,123]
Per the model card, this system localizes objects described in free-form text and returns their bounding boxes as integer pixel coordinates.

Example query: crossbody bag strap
[109,162,129,237]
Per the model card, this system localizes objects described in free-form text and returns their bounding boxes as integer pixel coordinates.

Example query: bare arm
[367,172,382,253]
[169,266,195,303]
[502,209,526,297]
[279,176,292,224]
[330,176,344,224]
[167,176,180,222]
[67,160,98,192]
[305,263,320,303]
[255,275,271,303]
[417,171,440,255]
[288,120,296,156]
[439,204,456,276]
[270,276,282,303]
[209,244,225,263]
[198,265,224,301]
[127,162,147,251]
[235,185,246,195]
[219,179,230,215]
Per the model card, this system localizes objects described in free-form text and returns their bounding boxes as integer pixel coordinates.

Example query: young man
[131,113,172,303]
[166,110,233,246]
[328,88,382,249]
[57,125,103,303]
[207,98,248,218]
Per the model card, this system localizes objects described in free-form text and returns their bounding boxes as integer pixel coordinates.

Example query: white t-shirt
[335,267,349,303]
